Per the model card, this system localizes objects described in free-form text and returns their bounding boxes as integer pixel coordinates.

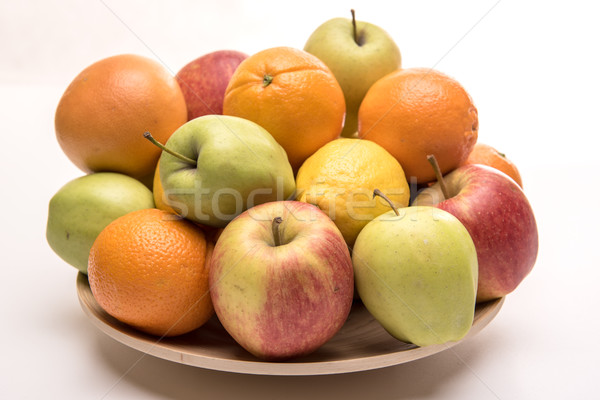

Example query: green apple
[304,10,401,137]
[46,172,155,274]
[352,192,478,347]
[147,115,295,228]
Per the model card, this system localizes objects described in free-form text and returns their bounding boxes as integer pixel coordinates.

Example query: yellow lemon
[296,138,410,247]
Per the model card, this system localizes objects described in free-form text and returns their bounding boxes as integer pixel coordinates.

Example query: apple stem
[426,154,450,200]
[351,9,359,45]
[262,74,273,87]
[272,217,283,247]
[373,189,399,216]
[143,132,197,166]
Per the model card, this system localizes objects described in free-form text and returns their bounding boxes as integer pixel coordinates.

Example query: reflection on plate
[76,272,504,376]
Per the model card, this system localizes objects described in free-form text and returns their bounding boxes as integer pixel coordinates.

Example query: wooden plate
[76,272,504,376]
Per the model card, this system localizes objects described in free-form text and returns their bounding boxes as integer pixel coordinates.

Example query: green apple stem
[143,132,197,165]
[272,216,283,246]
[351,9,359,45]
[426,154,450,200]
[373,189,399,216]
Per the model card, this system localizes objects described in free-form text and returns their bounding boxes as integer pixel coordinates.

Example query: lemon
[296,138,410,247]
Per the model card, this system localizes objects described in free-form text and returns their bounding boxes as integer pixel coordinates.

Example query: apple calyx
[426,154,450,200]
[262,74,273,87]
[373,188,399,216]
[350,9,362,46]
[271,216,283,246]
[143,132,197,165]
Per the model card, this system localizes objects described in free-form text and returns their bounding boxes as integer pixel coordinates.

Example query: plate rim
[76,272,504,376]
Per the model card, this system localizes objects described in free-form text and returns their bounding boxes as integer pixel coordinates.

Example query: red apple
[176,50,248,120]
[209,201,354,361]
[414,164,538,302]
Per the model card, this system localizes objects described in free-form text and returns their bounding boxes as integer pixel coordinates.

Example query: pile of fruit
[46,11,538,361]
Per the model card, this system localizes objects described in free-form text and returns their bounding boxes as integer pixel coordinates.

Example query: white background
[1,0,598,399]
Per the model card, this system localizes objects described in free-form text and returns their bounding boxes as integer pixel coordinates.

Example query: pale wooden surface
[76,272,504,376]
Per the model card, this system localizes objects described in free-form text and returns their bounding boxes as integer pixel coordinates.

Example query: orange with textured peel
[55,54,187,181]
[358,68,478,183]
[223,46,346,171]
[88,208,213,337]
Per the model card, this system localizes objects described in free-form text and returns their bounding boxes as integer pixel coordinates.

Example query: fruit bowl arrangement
[46,11,538,373]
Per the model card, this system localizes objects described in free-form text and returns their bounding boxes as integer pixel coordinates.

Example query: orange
[358,67,478,184]
[88,208,213,337]
[223,46,346,171]
[462,143,523,188]
[55,54,187,181]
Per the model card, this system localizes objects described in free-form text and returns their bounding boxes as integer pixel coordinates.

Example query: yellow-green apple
[209,201,354,360]
[304,10,401,137]
[353,195,478,347]
[414,164,539,302]
[176,50,248,120]
[145,115,295,228]
[46,172,155,274]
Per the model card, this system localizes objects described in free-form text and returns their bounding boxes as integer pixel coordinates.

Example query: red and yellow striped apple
[414,164,538,302]
[176,50,247,120]
[209,201,354,360]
